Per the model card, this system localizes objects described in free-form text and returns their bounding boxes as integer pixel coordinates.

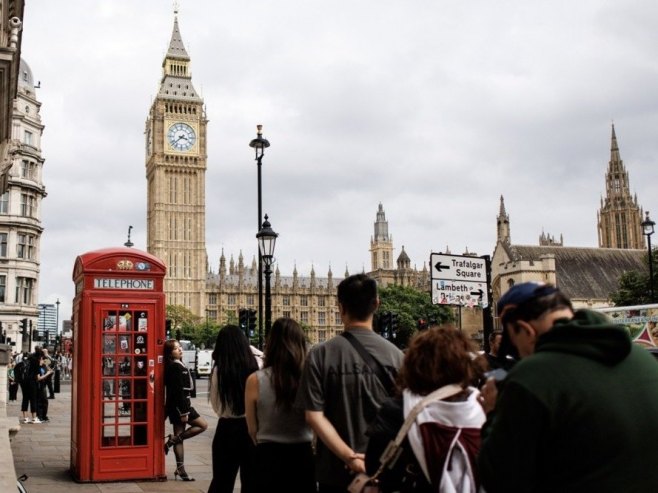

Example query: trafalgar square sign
[430,252,490,308]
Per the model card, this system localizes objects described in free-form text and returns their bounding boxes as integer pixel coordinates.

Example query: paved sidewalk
[8,379,229,493]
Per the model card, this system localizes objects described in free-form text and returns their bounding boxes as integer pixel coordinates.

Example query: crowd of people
[161,275,658,492]
[7,347,71,424]
[12,274,655,492]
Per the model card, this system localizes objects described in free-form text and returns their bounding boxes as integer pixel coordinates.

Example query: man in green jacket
[478,282,658,492]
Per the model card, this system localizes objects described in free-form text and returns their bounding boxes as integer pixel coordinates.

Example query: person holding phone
[36,355,54,422]
[479,282,658,492]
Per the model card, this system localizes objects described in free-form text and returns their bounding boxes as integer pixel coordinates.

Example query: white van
[195,349,213,378]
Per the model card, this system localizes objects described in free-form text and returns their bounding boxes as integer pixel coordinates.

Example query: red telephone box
[70,247,166,482]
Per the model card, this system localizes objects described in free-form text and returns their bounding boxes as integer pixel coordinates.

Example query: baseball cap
[497,282,559,321]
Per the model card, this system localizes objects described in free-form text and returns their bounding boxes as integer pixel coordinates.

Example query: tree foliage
[166,304,200,331]
[610,249,658,306]
[377,284,453,348]
[610,270,654,306]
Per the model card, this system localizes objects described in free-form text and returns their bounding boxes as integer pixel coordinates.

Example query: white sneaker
[32,418,43,424]
[22,418,30,424]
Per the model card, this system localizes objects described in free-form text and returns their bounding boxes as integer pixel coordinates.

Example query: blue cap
[497,282,559,320]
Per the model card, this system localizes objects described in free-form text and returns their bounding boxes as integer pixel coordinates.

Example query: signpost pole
[482,255,494,352]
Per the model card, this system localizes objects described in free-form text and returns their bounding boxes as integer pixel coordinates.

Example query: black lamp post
[55,298,60,346]
[249,125,270,349]
[124,225,134,248]
[256,215,278,344]
[642,211,656,302]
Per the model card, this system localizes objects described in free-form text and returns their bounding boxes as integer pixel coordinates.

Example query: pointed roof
[610,123,619,159]
[397,245,410,263]
[167,17,190,61]
[158,15,202,103]
[498,195,508,220]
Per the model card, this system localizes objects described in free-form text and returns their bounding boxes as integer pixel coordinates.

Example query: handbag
[347,384,464,493]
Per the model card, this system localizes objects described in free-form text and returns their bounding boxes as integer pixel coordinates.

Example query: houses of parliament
[146,14,648,343]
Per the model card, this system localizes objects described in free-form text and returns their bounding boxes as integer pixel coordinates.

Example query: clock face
[167,122,196,152]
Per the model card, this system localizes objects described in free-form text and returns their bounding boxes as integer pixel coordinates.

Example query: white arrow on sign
[430,253,487,282]
[432,279,489,308]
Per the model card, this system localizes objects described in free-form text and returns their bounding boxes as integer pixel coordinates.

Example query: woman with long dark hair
[208,325,259,493]
[163,339,208,481]
[245,317,316,492]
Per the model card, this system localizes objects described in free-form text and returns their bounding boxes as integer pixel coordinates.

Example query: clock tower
[145,14,208,316]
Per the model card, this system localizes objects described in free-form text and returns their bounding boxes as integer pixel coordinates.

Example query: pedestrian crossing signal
[247,309,257,338]
[239,309,249,336]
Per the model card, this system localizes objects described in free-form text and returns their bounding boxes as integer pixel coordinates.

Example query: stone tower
[597,124,644,249]
[145,14,208,315]
[370,203,394,271]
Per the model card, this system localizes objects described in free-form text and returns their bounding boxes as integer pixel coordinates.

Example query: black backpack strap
[341,331,396,395]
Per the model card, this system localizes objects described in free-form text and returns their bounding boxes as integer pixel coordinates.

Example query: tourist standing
[208,325,259,493]
[8,360,18,401]
[296,274,404,492]
[36,355,53,422]
[163,339,208,481]
[479,282,658,492]
[19,349,41,424]
[366,327,486,492]
[245,317,316,492]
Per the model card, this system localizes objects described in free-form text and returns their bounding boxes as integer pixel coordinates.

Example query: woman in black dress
[208,325,259,493]
[164,339,208,481]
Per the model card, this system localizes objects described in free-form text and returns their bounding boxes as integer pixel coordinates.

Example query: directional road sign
[430,253,489,308]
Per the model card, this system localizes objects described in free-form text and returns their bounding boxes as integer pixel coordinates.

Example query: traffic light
[380,311,391,340]
[239,308,248,336]
[247,309,257,338]
[390,312,399,332]
[165,319,172,339]
[32,328,39,341]
[20,318,28,336]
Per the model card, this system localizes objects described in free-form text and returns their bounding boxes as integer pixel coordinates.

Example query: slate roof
[509,245,646,300]
[207,272,342,290]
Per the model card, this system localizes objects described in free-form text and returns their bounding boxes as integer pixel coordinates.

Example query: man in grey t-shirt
[296,274,403,492]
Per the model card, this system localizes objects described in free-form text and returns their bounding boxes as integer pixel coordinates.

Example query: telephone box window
[100,308,150,448]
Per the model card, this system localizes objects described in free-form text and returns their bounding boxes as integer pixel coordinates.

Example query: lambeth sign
[430,253,489,308]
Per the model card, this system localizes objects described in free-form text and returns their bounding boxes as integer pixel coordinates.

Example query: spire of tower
[167,16,190,60]
[497,195,511,244]
[373,203,389,241]
[610,123,621,164]
[158,12,201,102]
[499,195,508,219]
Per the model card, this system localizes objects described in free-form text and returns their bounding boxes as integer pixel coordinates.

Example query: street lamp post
[249,125,270,349]
[124,225,134,248]
[642,211,656,302]
[256,215,278,344]
[56,298,61,348]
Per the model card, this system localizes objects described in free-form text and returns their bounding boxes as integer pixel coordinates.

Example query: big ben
[145,14,208,316]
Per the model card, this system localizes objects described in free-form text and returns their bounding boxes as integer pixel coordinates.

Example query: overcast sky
[21,1,658,323]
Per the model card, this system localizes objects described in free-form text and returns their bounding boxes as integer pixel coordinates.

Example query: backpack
[14,359,30,384]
